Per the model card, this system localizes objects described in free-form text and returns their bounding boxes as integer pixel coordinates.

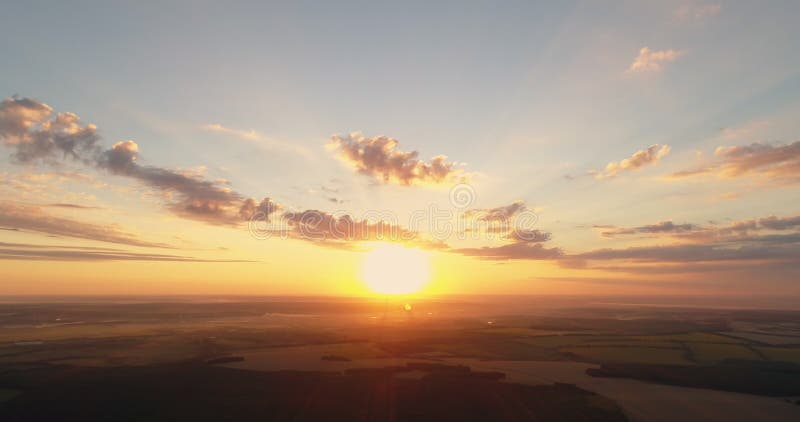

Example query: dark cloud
[0,201,170,248]
[97,140,277,226]
[568,211,800,276]
[0,97,100,164]
[453,229,563,260]
[568,213,800,275]
[238,197,281,221]
[573,243,797,262]
[453,242,563,260]
[0,97,278,227]
[276,209,445,250]
[591,144,671,179]
[759,215,800,230]
[596,213,800,241]
[327,132,466,186]
[668,141,800,182]
[506,229,551,243]
[466,200,527,222]
[596,221,698,237]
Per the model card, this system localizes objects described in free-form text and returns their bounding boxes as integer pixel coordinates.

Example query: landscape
[3,1,800,420]
[1,296,800,421]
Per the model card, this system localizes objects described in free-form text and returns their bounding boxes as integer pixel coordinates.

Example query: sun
[362,243,430,294]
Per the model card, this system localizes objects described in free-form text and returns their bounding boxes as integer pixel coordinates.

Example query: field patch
[563,345,690,365]
[689,343,762,364]
[756,347,800,364]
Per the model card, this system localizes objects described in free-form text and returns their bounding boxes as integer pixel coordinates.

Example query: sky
[2,0,800,298]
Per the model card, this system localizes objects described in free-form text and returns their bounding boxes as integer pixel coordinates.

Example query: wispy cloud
[591,144,671,179]
[595,221,698,237]
[45,203,101,210]
[673,2,722,22]
[575,212,800,274]
[574,243,795,263]
[202,123,311,157]
[595,213,800,241]
[0,241,254,262]
[627,47,685,73]
[668,141,800,183]
[0,201,169,248]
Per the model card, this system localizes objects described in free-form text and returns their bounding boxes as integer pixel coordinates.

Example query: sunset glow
[362,243,430,295]
[0,1,798,301]
[3,3,800,421]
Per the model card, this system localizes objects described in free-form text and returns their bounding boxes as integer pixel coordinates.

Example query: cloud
[573,243,798,263]
[0,97,100,164]
[97,140,282,226]
[591,144,671,178]
[668,141,800,182]
[0,201,170,248]
[45,203,101,210]
[202,123,311,157]
[0,97,279,227]
[596,213,800,241]
[506,229,552,243]
[202,123,261,140]
[759,215,800,230]
[596,221,698,237]
[327,132,467,186]
[275,209,444,250]
[674,2,722,22]
[453,229,563,260]
[627,48,684,73]
[0,241,253,262]
[574,212,800,274]
[466,200,527,222]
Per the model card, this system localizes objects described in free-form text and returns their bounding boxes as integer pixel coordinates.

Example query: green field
[563,345,690,365]
[755,347,800,364]
[689,343,761,363]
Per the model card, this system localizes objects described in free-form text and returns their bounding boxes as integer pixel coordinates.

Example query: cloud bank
[0,97,277,226]
[574,212,800,274]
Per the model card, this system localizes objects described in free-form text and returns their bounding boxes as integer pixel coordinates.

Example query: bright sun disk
[362,243,430,294]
